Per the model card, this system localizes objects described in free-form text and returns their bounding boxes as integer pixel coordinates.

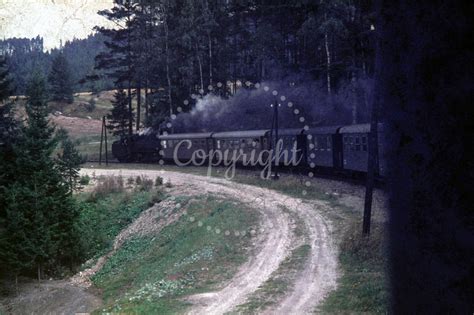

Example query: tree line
[0,35,114,96]
[97,0,376,136]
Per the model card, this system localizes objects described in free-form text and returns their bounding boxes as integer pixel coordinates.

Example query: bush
[148,191,164,206]
[79,175,91,186]
[165,180,172,188]
[86,98,96,112]
[89,176,125,200]
[127,177,135,186]
[135,175,153,192]
[155,176,163,187]
[139,177,154,192]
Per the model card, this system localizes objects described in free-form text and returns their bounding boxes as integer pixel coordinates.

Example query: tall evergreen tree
[107,89,133,137]
[2,71,79,280]
[0,57,19,277]
[56,130,83,194]
[48,53,74,103]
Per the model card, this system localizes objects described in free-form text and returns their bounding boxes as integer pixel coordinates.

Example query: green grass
[91,195,260,314]
[318,221,389,314]
[234,244,311,314]
[77,189,161,260]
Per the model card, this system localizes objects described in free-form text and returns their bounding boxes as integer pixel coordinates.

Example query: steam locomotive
[112,123,386,176]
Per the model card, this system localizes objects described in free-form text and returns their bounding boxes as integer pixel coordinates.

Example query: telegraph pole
[272,98,280,180]
[103,116,108,166]
[99,116,109,166]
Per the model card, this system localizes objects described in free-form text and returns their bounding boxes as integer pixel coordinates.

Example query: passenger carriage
[339,123,386,176]
[158,132,213,162]
[304,126,343,169]
[211,130,271,164]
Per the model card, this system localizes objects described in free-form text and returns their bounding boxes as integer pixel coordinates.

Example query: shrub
[86,98,96,112]
[154,176,163,187]
[79,175,91,186]
[127,177,135,186]
[165,180,172,188]
[148,191,164,206]
[89,176,125,200]
[135,176,142,186]
[139,177,154,192]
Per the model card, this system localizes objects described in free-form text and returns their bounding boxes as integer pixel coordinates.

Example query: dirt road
[81,168,338,314]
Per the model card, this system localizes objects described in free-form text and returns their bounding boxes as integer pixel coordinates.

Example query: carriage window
[217,140,221,149]
[314,137,318,149]
[362,136,368,151]
[327,136,332,150]
[349,136,354,151]
[192,140,198,146]
[201,140,206,146]
[169,140,174,148]
[161,140,167,149]
[319,136,326,150]
[355,136,361,151]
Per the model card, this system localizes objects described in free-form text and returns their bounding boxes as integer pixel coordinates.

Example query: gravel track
[82,168,338,314]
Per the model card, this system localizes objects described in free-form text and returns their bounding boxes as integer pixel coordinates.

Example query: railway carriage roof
[339,123,384,134]
[212,130,270,138]
[305,126,341,134]
[158,132,213,140]
[277,128,305,136]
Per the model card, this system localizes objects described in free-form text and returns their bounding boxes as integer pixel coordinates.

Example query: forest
[2,0,376,134]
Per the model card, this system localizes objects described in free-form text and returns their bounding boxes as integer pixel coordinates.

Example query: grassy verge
[318,221,388,314]
[234,244,311,314]
[76,176,163,261]
[91,195,260,314]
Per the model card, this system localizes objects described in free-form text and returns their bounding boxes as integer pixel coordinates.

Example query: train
[111,123,386,177]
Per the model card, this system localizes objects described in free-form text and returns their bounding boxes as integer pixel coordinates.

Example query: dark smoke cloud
[172,77,371,132]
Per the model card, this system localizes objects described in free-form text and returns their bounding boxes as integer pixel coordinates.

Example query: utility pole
[99,117,104,165]
[362,22,381,236]
[272,98,280,180]
[104,116,108,166]
[99,116,109,166]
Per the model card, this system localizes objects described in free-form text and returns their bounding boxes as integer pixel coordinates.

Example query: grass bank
[91,195,260,314]
[82,163,389,313]
[76,175,162,262]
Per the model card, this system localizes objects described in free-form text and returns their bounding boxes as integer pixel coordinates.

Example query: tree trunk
[164,20,172,117]
[136,83,141,131]
[196,43,204,92]
[15,274,18,296]
[208,32,213,86]
[351,71,357,124]
[128,80,133,136]
[324,32,332,96]
[37,263,41,284]
[144,80,149,124]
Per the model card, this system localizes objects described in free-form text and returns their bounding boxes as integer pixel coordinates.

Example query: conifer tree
[56,130,83,194]
[107,89,133,137]
[48,53,74,103]
[2,71,78,279]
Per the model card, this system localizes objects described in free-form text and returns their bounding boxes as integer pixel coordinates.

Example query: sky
[0,0,114,50]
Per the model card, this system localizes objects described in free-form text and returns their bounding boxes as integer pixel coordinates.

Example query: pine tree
[0,57,21,280]
[107,89,133,137]
[2,71,79,279]
[56,130,83,194]
[48,53,74,104]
